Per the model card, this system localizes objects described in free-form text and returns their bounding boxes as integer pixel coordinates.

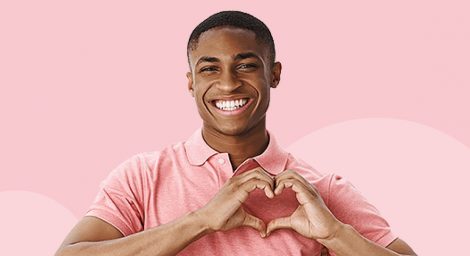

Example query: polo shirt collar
[184,127,289,175]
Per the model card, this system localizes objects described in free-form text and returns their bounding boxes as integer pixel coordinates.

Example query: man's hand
[195,167,275,237]
[265,169,341,240]
[265,170,417,256]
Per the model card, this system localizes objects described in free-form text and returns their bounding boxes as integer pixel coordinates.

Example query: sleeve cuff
[374,230,399,248]
[85,209,135,237]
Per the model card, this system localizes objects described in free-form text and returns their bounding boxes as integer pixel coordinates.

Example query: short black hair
[187,10,276,69]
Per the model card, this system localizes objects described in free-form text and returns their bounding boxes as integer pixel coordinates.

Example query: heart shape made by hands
[234,161,299,224]
[243,185,298,224]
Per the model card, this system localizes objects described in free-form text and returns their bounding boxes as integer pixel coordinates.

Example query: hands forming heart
[196,167,342,242]
[264,169,341,240]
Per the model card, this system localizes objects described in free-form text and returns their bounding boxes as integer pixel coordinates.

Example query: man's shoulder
[285,152,329,177]
[285,152,336,192]
[110,140,184,174]
[140,140,185,163]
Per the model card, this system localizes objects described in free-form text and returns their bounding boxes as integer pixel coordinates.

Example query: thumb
[241,212,267,237]
[266,217,292,236]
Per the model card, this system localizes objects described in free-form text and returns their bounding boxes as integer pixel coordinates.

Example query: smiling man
[56,11,416,256]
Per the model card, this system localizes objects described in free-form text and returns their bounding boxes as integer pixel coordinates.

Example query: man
[56,11,416,255]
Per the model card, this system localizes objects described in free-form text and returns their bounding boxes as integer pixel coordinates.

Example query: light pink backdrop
[1,1,469,255]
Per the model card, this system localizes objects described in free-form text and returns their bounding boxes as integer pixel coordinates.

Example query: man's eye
[199,66,217,73]
[238,63,258,70]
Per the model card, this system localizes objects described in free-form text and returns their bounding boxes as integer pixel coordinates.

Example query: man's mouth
[211,98,250,111]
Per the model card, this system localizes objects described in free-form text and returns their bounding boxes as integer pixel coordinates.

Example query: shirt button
[217,158,225,165]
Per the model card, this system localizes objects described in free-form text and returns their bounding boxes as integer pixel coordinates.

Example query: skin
[186,26,281,170]
[55,26,417,256]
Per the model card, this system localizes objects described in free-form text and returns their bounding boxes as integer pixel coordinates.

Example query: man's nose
[217,70,242,91]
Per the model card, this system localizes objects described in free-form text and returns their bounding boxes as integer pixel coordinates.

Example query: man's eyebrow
[196,56,220,67]
[234,52,261,61]
[195,52,262,67]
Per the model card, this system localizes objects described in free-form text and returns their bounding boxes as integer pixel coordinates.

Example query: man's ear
[186,72,194,97]
[270,62,282,88]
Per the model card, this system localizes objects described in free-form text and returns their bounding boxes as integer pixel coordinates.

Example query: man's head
[187,11,276,69]
[186,11,281,136]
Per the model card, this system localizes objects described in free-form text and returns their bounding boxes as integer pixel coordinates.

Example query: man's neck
[201,121,269,171]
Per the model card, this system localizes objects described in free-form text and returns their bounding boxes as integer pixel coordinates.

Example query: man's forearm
[318,224,415,256]
[56,211,210,256]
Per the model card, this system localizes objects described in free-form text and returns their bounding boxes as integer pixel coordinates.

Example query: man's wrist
[317,222,352,248]
[188,209,214,236]
[317,223,389,256]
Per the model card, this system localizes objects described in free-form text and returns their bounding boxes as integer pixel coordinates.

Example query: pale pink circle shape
[0,190,78,255]
[289,118,470,255]
[287,118,470,255]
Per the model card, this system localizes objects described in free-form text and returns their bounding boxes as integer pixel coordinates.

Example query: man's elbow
[54,243,84,256]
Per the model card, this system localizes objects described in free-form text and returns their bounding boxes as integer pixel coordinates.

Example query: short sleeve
[326,174,398,250]
[85,154,146,236]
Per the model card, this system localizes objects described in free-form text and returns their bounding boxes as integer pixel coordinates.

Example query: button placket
[213,154,232,187]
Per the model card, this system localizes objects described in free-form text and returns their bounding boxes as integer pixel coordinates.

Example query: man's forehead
[188,27,268,65]
[198,26,256,41]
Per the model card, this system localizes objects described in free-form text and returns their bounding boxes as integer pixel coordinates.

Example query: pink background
[1,1,469,255]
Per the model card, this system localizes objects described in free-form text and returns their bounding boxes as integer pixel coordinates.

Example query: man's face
[187,27,281,136]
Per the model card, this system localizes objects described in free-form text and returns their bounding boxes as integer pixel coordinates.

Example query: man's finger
[240,179,275,198]
[253,180,275,198]
[266,217,292,236]
[242,212,267,237]
[238,167,274,184]
[274,178,322,205]
[275,170,316,195]
[273,180,287,195]
[276,177,317,198]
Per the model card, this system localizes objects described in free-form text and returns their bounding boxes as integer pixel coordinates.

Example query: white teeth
[214,98,248,111]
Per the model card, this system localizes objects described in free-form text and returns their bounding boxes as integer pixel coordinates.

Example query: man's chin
[214,124,251,137]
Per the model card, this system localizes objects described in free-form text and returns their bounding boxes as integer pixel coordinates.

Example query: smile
[210,98,253,116]
[214,98,248,111]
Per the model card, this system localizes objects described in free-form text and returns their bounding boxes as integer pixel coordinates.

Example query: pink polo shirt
[85,128,397,255]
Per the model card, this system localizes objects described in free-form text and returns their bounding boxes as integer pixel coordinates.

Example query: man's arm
[319,225,416,256]
[387,238,416,255]
[55,167,274,256]
[55,212,209,256]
